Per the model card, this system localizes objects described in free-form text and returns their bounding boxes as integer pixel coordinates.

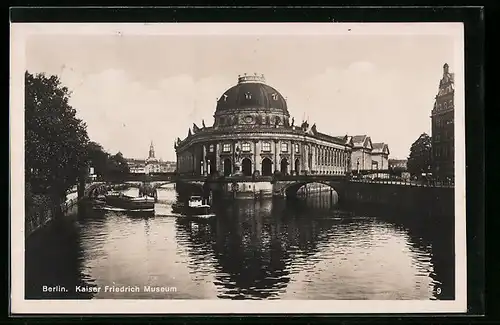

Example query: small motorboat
[102,191,155,213]
[172,196,214,219]
[187,196,211,214]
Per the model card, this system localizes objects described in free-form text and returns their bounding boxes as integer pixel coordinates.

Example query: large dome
[215,74,289,116]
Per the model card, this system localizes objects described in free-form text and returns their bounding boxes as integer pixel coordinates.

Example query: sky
[25,24,459,161]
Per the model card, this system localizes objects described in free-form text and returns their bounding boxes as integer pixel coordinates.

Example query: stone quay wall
[341,181,455,219]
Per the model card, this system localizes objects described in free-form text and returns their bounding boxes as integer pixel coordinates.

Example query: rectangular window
[242,142,251,152]
[262,142,271,152]
[281,143,288,152]
[223,143,231,152]
[209,144,214,152]
[295,144,300,153]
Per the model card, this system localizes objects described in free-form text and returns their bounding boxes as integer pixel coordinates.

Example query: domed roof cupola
[215,73,289,116]
[214,73,290,129]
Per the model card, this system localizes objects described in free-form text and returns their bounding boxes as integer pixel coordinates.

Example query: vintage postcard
[10,22,466,314]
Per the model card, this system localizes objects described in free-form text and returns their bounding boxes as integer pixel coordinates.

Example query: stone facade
[431,63,455,180]
[347,135,390,172]
[175,74,353,177]
[371,143,390,170]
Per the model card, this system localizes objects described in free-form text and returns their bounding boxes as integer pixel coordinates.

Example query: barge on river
[93,191,155,215]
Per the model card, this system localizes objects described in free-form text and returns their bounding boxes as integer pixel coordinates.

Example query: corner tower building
[175,73,353,177]
[431,63,455,181]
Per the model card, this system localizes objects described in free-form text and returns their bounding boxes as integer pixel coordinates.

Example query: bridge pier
[77,176,85,201]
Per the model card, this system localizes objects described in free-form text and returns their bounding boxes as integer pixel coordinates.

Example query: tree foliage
[86,143,130,178]
[25,71,89,199]
[407,133,432,177]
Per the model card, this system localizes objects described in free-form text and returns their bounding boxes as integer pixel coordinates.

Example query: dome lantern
[238,73,266,84]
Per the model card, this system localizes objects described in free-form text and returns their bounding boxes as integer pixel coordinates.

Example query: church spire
[149,141,155,159]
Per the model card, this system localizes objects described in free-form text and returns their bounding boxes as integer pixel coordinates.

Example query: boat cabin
[188,196,204,207]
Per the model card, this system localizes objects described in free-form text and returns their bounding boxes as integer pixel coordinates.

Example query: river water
[25,184,455,300]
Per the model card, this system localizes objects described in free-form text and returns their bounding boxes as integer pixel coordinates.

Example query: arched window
[444,102,448,109]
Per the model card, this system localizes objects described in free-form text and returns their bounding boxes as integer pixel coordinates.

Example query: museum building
[174,74,354,177]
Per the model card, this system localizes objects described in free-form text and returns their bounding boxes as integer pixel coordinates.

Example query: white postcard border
[10,22,467,315]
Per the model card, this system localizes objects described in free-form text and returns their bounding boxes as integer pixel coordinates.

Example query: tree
[407,133,432,177]
[86,144,130,179]
[108,151,130,175]
[86,141,109,178]
[25,71,89,201]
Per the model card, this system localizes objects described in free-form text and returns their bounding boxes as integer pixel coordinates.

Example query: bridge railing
[349,177,454,188]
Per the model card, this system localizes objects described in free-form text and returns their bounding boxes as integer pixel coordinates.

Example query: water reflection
[25,184,454,300]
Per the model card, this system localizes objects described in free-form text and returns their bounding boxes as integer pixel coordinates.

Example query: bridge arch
[278,180,344,202]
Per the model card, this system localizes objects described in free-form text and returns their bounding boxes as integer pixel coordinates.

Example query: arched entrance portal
[241,158,252,176]
[223,158,232,176]
[209,159,216,175]
[294,158,300,175]
[261,158,273,176]
[280,158,289,175]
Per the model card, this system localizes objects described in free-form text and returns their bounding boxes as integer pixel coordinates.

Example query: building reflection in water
[175,189,455,300]
[24,185,454,301]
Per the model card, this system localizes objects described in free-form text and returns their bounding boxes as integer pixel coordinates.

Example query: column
[312,145,316,172]
[303,142,308,173]
[253,140,259,174]
[313,145,316,172]
[232,140,237,174]
[274,140,279,172]
[202,144,207,176]
[335,149,342,171]
[329,148,333,173]
[215,143,220,173]
[290,141,295,175]
[333,149,339,171]
[320,146,324,174]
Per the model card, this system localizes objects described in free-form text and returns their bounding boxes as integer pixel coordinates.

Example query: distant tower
[148,141,155,159]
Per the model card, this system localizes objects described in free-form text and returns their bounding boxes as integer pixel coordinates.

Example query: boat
[102,191,155,213]
[172,196,215,218]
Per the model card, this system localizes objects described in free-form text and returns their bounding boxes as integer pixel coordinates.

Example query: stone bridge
[271,175,349,198]
[123,180,205,191]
